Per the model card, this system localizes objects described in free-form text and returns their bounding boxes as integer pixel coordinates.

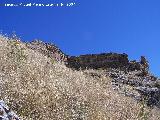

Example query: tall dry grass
[0,35,159,120]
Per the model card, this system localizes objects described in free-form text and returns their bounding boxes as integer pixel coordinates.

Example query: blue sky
[0,0,160,77]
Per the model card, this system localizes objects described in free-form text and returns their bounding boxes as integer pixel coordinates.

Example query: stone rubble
[106,68,160,107]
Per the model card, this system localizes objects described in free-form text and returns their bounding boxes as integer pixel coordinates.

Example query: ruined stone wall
[66,53,147,71]
[67,53,127,70]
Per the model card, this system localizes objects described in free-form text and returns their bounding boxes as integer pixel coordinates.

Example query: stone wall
[66,53,148,72]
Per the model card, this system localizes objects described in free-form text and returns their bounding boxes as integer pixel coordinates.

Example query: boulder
[0,100,20,120]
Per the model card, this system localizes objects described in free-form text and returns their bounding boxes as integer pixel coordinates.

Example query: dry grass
[0,35,159,120]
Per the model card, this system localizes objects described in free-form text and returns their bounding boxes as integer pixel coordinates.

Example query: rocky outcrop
[0,100,20,120]
[26,40,67,62]
[106,68,160,107]
[136,87,160,106]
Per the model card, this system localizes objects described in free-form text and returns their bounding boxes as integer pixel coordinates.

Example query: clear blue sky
[0,0,160,77]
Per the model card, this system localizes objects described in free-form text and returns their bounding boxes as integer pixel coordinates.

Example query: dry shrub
[0,35,159,120]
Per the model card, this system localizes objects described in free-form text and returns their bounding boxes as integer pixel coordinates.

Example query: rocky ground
[84,68,160,107]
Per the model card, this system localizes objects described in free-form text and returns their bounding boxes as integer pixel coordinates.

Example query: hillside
[0,35,160,120]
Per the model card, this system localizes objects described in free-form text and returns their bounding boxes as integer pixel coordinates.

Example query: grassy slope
[0,35,159,120]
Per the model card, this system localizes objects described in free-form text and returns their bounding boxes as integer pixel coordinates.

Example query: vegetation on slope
[0,35,159,120]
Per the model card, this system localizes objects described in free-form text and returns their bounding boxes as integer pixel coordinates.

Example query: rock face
[0,100,20,120]
[26,40,67,62]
